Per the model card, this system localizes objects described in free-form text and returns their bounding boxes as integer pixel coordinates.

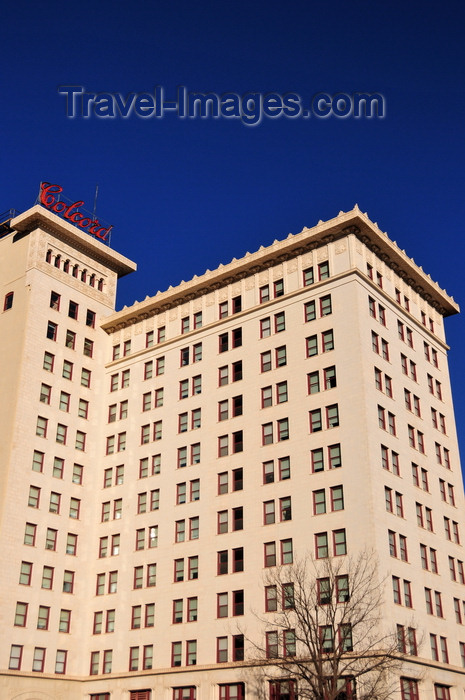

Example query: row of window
[14,602,72,632]
[49,291,96,327]
[112,339,133,359]
[40,384,89,417]
[45,250,105,291]
[103,474,340,523]
[32,451,84,483]
[46,321,95,356]
[23,523,77,553]
[111,265,331,359]
[36,416,86,449]
[374,369,445,431]
[182,312,204,334]
[133,369,333,427]
[101,445,340,490]
[18,561,75,591]
[9,645,68,673]
[0,661,451,700]
[90,684,245,700]
[114,330,333,397]
[27,486,80,517]
[181,342,203,364]
[367,266,438,338]
[372,330,441,395]
[6,627,463,677]
[43,351,92,386]
[388,520,461,564]
[383,443,451,478]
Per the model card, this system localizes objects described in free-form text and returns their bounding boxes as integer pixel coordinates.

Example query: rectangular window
[32,647,46,672]
[260,285,270,303]
[279,456,291,479]
[266,630,279,658]
[320,625,334,653]
[186,640,197,666]
[281,538,294,564]
[325,366,337,389]
[264,541,277,567]
[47,320,58,341]
[66,533,78,555]
[305,300,316,322]
[313,489,326,515]
[333,529,347,556]
[78,399,88,419]
[322,329,334,352]
[275,345,287,367]
[49,290,60,310]
[277,418,289,441]
[318,261,329,280]
[24,522,37,546]
[315,532,328,559]
[306,334,318,357]
[81,368,91,387]
[144,361,153,380]
[69,497,80,519]
[329,443,342,468]
[83,338,93,357]
[36,416,48,438]
[274,279,284,297]
[19,561,33,586]
[59,608,71,632]
[260,317,271,338]
[56,423,67,444]
[261,350,272,372]
[45,527,57,551]
[264,500,276,525]
[43,351,55,372]
[303,267,314,286]
[320,294,332,316]
[232,296,242,314]
[308,370,320,394]
[232,634,244,661]
[326,404,339,428]
[189,516,199,539]
[311,448,324,473]
[233,547,244,572]
[75,430,86,451]
[14,602,28,627]
[331,485,344,511]
[65,329,76,349]
[275,311,285,333]
[309,409,322,432]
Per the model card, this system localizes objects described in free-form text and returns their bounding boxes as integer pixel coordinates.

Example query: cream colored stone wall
[0,205,463,700]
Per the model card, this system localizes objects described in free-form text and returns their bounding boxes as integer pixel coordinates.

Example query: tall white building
[0,200,463,700]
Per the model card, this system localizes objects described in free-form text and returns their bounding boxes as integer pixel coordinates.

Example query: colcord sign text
[39,183,112,241]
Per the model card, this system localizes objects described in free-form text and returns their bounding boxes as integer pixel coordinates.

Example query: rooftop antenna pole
[93,185,99,220]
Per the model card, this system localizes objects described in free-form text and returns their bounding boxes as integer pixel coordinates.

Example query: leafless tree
[248,550,403,700]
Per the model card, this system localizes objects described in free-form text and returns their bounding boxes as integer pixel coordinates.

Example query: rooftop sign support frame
[36,182,113,245]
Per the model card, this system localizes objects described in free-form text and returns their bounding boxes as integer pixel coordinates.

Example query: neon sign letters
[39,182,112,241]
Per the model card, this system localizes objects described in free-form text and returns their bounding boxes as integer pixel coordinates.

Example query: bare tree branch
[246,549,404,700]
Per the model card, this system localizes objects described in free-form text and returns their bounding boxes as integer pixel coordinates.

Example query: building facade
[0,202,463,700]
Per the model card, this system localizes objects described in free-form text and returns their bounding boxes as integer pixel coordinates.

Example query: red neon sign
[39,183,112,241]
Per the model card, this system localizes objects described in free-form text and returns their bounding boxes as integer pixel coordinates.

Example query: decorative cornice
[99,208,459,331]
[11,206,136,278]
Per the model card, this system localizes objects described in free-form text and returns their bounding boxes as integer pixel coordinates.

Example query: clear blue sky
[2,0,465,461]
